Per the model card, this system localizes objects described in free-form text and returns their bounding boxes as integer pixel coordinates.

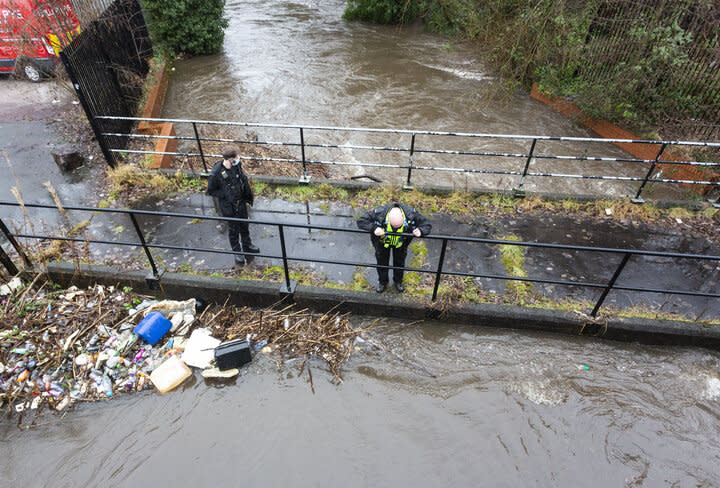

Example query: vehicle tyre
[16,58,43,82]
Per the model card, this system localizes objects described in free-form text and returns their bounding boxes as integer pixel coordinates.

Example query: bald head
[388,207,404,229]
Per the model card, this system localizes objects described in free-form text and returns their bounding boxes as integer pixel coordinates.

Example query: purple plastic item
[133,311,172,345]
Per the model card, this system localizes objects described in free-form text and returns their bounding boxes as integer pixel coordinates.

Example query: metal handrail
[99,131,720,166]
[95,116,720,147]
[95,116,720,202]
[1,201,718,318]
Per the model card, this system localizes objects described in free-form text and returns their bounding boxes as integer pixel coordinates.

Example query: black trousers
[227,203,253,253]
[374,244,408,285]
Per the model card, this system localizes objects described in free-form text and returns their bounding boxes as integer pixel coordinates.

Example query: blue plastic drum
[133,311,172,345]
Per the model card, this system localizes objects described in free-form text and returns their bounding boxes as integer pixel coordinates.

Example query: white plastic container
[150,355,192,393]
[181,328,221,369]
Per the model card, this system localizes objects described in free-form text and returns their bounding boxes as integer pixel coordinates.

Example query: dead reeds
[220,303,376,384]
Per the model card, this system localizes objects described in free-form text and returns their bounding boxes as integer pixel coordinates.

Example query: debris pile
[219,304,375,383]
[1,278,370,420]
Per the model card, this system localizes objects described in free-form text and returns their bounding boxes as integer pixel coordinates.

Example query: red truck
[0,0,79,81]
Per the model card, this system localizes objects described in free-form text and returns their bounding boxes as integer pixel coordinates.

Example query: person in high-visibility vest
[357,202,431,293]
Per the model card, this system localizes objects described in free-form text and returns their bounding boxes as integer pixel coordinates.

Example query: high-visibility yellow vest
[381,208,407,248]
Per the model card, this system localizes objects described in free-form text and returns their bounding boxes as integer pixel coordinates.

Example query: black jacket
[207,160,254,216]
[357,202,431,249]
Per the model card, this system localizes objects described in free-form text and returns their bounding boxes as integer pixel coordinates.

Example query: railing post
[513,138,537,198]
[128,212,163,290]
[0,218,32,268]
[278,224,296,297]
[431,239,448,301]
[298,128,310,184]
[192,122,208,172]
[632,143,667,204]
[0,242,18,276]
[591,252,631,317]
[404,133,416,190]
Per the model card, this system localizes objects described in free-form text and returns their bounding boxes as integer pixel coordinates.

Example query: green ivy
[343,0,421,24]
[142,0,229,55]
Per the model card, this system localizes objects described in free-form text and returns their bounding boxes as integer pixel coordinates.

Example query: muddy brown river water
[3,321,720,486]
[2,2,718,484]
[162,0,685,200]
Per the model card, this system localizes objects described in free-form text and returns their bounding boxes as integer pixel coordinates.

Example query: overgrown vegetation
[101,170,719,237]
[142,0,228,55]
[104,165,205,204]
[343,0,720,144]
[344,0,420,24]
[498,234,532,304]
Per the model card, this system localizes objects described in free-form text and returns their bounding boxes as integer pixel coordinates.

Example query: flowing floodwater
[3,321,720,486]
[162,0,684,199]
[3,3,716,484]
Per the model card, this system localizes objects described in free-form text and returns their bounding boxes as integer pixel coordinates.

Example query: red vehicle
[0,0,79,81]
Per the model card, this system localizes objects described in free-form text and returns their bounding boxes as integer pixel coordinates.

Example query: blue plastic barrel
[133,311,172,345]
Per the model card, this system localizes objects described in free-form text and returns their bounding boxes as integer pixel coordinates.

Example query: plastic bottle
[133,348,146,363]
[101,375,113,397]
[89,370,104,384]
[106,355,120,369]
[125,371,136,392]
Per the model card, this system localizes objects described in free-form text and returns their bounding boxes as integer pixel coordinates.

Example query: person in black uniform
[357,202,431,293]
[207,145,260,265]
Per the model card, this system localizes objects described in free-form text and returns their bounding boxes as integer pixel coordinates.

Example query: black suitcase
[214,339,252,370]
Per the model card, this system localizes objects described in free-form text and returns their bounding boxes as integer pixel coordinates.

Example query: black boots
[376,282,404,293]
[243,243,260,253]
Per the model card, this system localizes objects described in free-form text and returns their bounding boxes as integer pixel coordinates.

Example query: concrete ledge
[31,262,720,351]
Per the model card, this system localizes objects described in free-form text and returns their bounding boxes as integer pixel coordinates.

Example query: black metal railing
[95,116,720,204]
[60,0,152,169]
[1,201,719,318]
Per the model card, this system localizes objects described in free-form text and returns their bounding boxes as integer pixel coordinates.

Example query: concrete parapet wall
[35,262,720,351]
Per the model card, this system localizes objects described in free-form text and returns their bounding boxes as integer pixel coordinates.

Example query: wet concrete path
[32,189,715,320]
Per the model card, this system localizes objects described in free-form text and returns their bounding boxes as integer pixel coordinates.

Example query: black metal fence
[60,0,152,168]
[96,116,720,203]
[1,201,718,319]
